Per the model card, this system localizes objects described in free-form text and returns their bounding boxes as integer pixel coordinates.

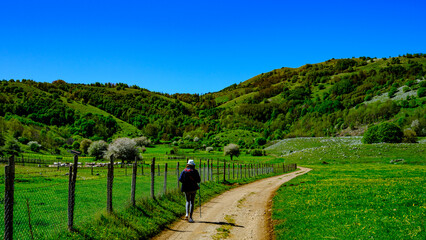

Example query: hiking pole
[199,183,202,218]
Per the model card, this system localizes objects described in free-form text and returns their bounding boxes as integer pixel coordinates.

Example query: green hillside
[1,53,426,155]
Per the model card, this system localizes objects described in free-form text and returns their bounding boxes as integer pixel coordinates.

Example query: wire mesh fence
[1,155,296,239]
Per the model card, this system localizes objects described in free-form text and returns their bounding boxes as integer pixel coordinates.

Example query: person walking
[179,159,201,223]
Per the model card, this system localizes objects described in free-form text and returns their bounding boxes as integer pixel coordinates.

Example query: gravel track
[152,167,312,240]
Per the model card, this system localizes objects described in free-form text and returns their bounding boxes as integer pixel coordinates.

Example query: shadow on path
[197,220,244,228]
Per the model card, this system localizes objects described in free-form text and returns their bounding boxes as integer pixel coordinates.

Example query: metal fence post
[4,155,15,240]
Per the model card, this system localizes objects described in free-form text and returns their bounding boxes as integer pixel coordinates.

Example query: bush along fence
[1,155,297,239]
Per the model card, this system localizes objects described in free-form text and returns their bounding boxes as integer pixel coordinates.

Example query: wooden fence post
[4,155,15,240]
[228,163,230,180]
[232,163,235,179]
[131,159,137,206]
[207,159,210,181]
[177,162,180,190]
[141,161,144,175]
[245,164,247,178]
[107,155,114,213]
[216,160,219,183]
[199,159,202,182]
[210,161,213,181]
[163,163,168,195]
[151,158,155,198]
[223,160,226,182]
[203,163,206,183]
[158,164,160,176]
[68,154,78,231]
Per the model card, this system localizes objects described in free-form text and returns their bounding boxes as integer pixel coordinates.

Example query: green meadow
[1,137,425,239]
[0,145,286,239]
[269,137,426,239]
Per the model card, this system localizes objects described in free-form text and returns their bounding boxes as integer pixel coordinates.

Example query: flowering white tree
[134,136,151,147]
[224,143,240,160]
[104,138,139,162]
[88,140,108,160]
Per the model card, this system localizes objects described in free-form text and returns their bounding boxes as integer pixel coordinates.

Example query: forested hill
[1,53,426,153]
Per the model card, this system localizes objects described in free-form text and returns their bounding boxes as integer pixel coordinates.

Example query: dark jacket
[179,167,201,192]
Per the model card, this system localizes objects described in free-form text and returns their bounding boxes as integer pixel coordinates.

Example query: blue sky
[1,0,425,94]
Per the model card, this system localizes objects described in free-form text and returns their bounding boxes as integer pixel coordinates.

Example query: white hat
[187,159,195,166]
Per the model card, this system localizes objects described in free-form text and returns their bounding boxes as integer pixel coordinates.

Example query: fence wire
[1,157,296,239]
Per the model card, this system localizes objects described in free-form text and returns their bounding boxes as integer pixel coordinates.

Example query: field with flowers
[269,137,426,239]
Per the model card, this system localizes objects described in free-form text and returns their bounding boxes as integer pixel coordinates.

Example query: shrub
[72,141,80,150]
[80,139,93,155]
[363,122,403,144]
[250,149,263,156]
[18,137,30,144]
[88,140,108,160]
[418,87,426,97]
[134,136,152,147]
[256,137,267,146]
[403,86,410,93]
[224,143,240,160]
[28,141,41,152]
[377,122,403,143]
[4,139,21,155]
[0,133,5,146]
[388,87,398,98]
[402,129,417,143]
[364,95,372,101]
[104,138,139,162]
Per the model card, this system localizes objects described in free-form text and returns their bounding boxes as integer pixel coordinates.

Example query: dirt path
[152,167,312,240]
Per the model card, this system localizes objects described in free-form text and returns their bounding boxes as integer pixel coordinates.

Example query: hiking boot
[184,215,188,220]
[188,218,194,223]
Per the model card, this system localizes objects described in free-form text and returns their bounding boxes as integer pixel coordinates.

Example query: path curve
[152,167,312,240]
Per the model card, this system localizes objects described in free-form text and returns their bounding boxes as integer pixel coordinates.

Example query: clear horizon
[1,0,425,94]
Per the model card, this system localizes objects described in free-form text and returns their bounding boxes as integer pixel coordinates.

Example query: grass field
[0,148,286,239]
[2,136,425,239]
[268,137,426,239]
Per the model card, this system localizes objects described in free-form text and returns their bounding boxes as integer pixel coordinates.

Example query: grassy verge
[270,139,426,239]
[58,171,286,239]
